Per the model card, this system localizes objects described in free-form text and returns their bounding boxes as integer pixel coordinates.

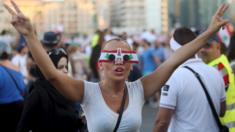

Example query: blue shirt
[153,47,165,68]
[140,48,156,75]
[0,66,25,104]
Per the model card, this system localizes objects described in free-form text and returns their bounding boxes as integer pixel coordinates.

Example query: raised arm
[141,3,229,100]
[4,0,84,102]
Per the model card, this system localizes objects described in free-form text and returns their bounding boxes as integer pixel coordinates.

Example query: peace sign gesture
[4,0,34,36]
[208,3,229,33]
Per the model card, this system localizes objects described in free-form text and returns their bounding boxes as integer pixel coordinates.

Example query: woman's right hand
[4,0,34,36]
[4,0,85,103]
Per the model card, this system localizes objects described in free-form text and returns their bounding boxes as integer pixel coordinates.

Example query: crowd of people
[0,1,235,132]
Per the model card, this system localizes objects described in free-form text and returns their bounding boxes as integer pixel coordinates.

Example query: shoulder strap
[183,66,223,130]
[113,85,127,132]
[1,65,24,96]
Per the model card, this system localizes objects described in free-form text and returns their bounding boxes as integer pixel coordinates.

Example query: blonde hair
[102,38,132,50]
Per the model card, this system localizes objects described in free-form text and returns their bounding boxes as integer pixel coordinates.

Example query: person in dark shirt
[0,41,25,132]
[17,48,83,132]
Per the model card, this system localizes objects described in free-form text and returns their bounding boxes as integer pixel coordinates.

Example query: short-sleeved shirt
[81,79,145,132]
[160,58,226,132]
[11,54,28,78]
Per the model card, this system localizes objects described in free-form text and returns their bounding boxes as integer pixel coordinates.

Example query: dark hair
[143,39,151,47]
[228,34,235,61]
[0,41,10,60]
[173,27,197,46]
[0,30,10,35]
[34,48,68,79]
[132,41,139,51]
[0,52,9,60]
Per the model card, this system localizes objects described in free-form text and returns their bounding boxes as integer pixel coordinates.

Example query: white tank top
[81,79,145,132]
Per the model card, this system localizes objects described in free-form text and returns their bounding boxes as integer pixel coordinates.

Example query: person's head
[228,33,235,61]
[141,39,151,48]
[132,41,139,51]
[16,44,28,55]
[16,35,28,55]
[48,48,68,74]
[172,27,197,46]
[98,38,138,82]
[170,27,197,58]
[0,41,11,60]
[199,35,224,63]
[41,31,60,50]
[34,48,68,79]
[154,39,162,48]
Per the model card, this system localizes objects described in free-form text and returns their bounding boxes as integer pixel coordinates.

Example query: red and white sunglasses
[99,48,139,64]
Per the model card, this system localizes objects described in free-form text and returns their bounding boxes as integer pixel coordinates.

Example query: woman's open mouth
[114,67,125,75]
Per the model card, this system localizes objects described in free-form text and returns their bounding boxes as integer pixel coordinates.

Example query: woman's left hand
[207,3,229,33]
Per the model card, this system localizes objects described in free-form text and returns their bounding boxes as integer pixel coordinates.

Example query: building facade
[0,0,95,35]
[1,0,234,35]
[110,0,146,34]
[42,0,95,35]
[110,0,163,34]
[146,0,162,33]
[93,0,111,30]
[168,0,232,30]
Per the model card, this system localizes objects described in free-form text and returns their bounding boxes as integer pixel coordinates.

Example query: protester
[140,39,156,75]
[4,1,229,132]
[0,41,25,132]
[89,30,104,81]
[11,35,28,83]
[67,44,90,80]
[17,48,83,132]
[154,27,226,132]
[199,33,235,131]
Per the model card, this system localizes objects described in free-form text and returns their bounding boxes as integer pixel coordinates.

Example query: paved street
[140,104,158,132]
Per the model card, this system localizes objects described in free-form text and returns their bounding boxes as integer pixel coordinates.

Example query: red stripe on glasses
[101,50,136,54]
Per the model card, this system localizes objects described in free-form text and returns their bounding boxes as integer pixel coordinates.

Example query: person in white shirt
[4,1,229,132]
[154,27,226,132]
[11,36,28,83]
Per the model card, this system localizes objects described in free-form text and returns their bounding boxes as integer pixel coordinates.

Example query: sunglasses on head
[48,48,67,56]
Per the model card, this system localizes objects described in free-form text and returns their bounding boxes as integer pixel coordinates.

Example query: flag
[217,23,234,47]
